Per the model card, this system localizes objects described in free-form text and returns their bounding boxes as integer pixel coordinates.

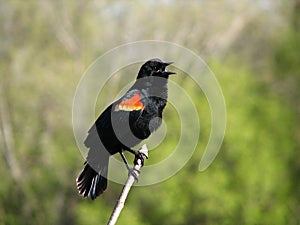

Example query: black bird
[76,58,175,200]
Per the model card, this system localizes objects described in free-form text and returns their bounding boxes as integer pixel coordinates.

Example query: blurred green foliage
[0,1,299,225]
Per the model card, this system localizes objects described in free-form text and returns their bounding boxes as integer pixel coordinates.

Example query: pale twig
[107,144,148,225]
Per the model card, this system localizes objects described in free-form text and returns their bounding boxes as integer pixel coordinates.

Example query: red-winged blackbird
[76,58,175,200]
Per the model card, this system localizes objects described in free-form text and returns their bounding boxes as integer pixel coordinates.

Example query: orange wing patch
[115,93,145,111]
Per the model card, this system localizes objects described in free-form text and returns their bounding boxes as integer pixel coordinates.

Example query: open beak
[163,62,174,66]
[163,62,176,75]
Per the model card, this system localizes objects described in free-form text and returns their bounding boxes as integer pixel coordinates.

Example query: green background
[0,1,299,225]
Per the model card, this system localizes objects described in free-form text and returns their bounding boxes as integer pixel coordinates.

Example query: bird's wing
[110,89,148,146]
[94,105,113,129]
[85,89,147,151]
[84,105,113,149]
[114,89,146,112]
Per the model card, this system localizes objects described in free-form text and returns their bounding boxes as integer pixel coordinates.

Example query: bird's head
[137,58,176,79]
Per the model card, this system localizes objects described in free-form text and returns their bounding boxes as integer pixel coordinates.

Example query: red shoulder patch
[115,93,145,111]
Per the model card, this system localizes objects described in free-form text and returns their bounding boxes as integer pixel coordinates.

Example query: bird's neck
[145,78,169,100]
[134,77,169,99]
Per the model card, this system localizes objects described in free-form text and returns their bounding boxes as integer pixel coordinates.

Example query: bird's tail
[76,163,108,200]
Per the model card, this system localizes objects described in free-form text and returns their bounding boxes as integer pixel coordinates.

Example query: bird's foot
[134,151,148,167]
[125,164,140,181]
[129,167,140,182]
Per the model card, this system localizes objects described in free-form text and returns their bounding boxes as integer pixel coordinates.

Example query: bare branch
[107,144,148,225]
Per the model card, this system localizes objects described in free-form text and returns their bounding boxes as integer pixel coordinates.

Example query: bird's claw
[128,167,140,182]
[134,151,148,166]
